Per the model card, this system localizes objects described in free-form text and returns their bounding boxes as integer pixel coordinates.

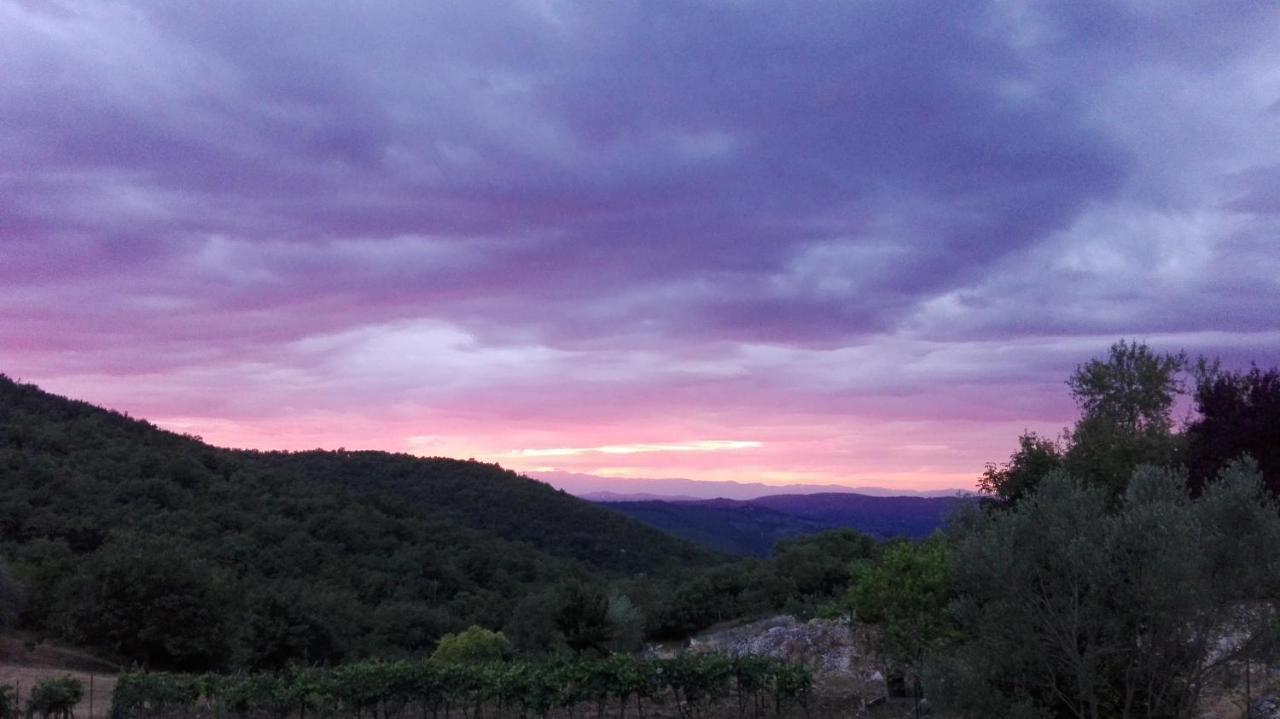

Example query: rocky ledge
[689,615,889,708]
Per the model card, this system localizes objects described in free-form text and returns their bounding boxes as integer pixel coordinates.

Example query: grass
[0,636,118,719]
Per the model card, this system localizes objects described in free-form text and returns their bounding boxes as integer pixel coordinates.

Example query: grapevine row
[111,653,813,719]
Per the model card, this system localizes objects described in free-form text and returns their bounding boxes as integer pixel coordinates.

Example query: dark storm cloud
[1,0,1178,348]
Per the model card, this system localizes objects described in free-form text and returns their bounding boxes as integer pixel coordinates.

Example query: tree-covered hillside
[598,493,962,557]
[0,375,721,671]
[596,500,832,557]
[253,451,715,572]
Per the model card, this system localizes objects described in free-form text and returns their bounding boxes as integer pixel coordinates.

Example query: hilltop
[0,375,722,670]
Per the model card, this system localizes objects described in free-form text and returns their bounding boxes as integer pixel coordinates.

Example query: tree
[429,625,511,665]
[505,589,567,657]
[1064,340,1188,495]
[1066,340,1186,435]
[372,601,453,655]
[772,529,878,599]
[978,432,1063,504]
[846,538,952,719]
[240,585,358,669]
[50,538,236,671]
[24,676,82,719]
[0,558,21,631]
[555,581,613,656]
[940,461,1280,719]
[1186,365,1280,496]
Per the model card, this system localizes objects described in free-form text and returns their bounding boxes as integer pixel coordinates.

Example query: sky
[2,1,1279,491]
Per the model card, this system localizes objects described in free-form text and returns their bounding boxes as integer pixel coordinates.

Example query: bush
[428,625,511,665]
[0,686,16,719]
[26,676,83,719]
[845,537,951,711]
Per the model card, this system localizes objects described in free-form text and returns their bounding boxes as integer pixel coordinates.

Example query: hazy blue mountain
[597,492,966,556]
[535,470,969,500]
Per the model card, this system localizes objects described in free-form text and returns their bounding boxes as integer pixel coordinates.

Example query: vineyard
[110,654,814,719]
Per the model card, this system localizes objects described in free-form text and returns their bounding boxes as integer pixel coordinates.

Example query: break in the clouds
[2,1,1278,489]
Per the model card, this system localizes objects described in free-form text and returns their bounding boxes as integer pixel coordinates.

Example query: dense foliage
[941,461,1280,719]
[250,451,717,574]
[0,375,720,670]
[844,538,951,712]
[0,557,20,630]
[978,432,1062,504]
[594,501,832,557]
[110,654,813,719]
[897,341,1280,719]
[1187,365,1280,496]
[633,529,881,639]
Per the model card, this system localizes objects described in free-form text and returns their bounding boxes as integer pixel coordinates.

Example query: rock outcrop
[688,615,888,708]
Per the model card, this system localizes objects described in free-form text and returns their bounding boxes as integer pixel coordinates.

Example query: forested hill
[0,375,722,670]
[599,493,963,557]
[248,451,717,571]
[594,500,831,557]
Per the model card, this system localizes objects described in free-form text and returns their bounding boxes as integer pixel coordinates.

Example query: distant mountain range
[532,470,970,501]
[595,492,969,557]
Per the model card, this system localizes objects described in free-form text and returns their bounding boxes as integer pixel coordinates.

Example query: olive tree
[939,460,1280,719]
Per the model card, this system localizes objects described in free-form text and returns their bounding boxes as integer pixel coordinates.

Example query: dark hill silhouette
[0,374,721,670]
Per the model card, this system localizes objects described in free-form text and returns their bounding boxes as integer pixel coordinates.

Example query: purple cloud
[2,0,1278,488]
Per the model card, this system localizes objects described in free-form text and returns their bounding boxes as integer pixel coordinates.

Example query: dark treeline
[0,375,707,670]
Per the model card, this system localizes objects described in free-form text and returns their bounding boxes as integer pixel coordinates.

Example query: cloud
[507,440,762,458]
[2,0,1279,488]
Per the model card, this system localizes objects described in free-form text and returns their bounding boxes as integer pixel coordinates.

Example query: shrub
[428,625,511,665]
[26,676,83,719]
[0,685,16,719]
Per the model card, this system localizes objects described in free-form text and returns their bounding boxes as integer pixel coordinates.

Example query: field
[0,637,118,719]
